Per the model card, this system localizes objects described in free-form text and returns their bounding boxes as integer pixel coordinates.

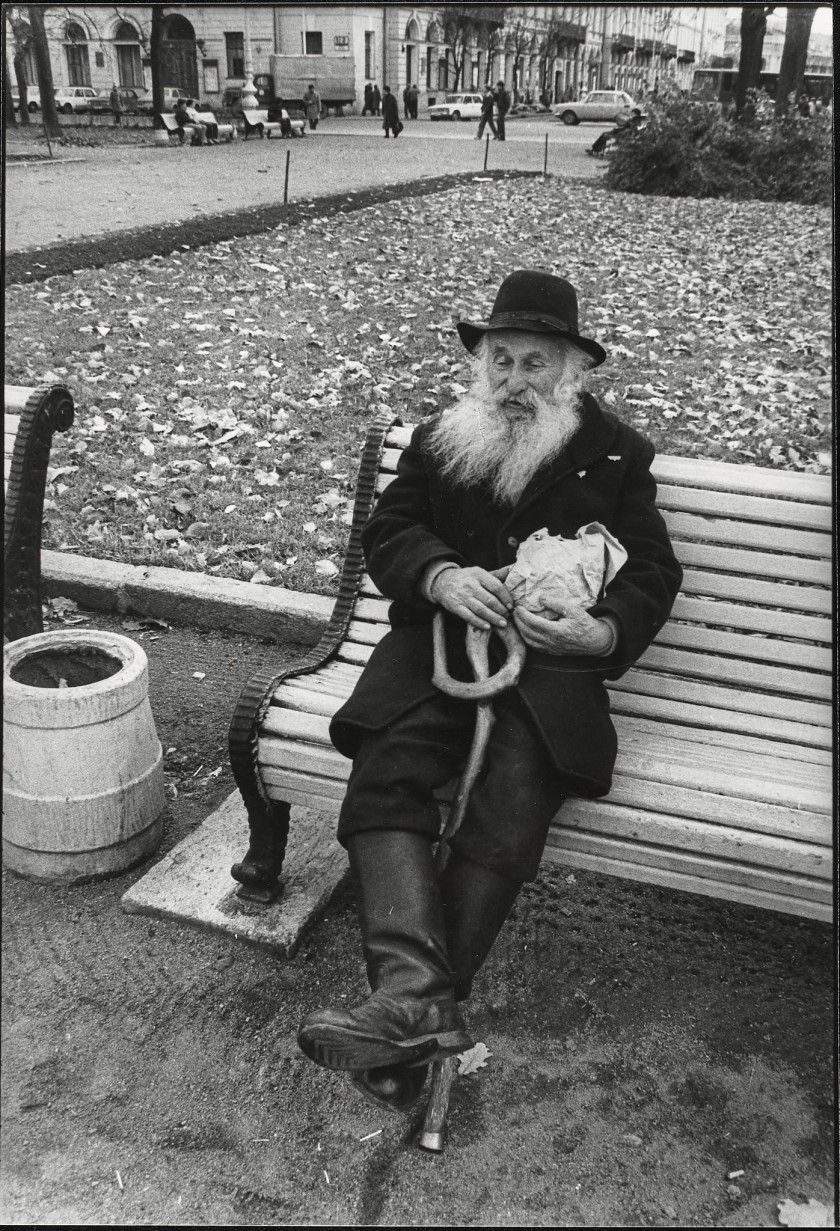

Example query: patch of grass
[5,176,831,599]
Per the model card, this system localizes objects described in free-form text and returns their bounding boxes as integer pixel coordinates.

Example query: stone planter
[3,630,165,883]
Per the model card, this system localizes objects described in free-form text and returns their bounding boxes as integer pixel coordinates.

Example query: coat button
[507,536,518,548]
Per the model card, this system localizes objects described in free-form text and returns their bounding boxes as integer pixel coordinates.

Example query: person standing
[495,79,511,141]
[408,83,419,119]
[362,81,373,115]
[304,83,321,130]
[382,85,401,138]
[372,84,382,116]
[476,85,498,140]
[109,83,123,127]
[403,84,411,119]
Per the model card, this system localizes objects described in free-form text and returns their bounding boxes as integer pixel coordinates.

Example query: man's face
[485,331,569,422]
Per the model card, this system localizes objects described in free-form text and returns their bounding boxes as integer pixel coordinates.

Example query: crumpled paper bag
[505,523,627,618]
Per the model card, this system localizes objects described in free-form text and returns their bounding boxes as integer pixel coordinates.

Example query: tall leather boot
[351,852,522,1111]
[297,830,472,1071]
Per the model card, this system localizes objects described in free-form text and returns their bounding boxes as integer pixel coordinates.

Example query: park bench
[242,108,305,139]
[228,414,832,923]
[193,110,237,142]
[157,111,235,144]
[4,384,75,642]
[157,112,196,144]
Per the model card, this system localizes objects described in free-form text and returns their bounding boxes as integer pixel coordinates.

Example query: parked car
[91,87,142,115]
[553,90,639,125]
[136,86,193,115]
[428,92,484,121]
[54,86,100,113]
[11,87,41,112]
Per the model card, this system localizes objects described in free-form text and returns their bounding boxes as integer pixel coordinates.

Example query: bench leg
[230,798,291,903]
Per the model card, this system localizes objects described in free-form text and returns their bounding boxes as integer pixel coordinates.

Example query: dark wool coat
[330,395,683,797]
[382,92,399,127]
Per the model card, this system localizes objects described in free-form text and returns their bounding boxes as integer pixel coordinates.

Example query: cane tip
[417,1130,446,1153]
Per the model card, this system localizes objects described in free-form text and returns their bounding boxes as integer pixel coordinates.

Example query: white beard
[427,350,587,505]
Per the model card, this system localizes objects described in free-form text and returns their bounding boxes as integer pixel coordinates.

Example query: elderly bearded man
[297,270,683,1110]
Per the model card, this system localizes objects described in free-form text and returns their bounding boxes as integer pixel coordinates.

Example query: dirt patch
[1,608,834,1226]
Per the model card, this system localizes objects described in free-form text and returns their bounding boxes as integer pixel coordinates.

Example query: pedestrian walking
[304,83,322,130]
[362,81,373,115]
[382,86,402,138]
[476,86,498,140]
[109,83,123,127]
[372,84,382,116]
[495,80,511,141]
[408,83,419,119]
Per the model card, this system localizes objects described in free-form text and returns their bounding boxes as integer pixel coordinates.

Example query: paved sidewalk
[4,117,602,253]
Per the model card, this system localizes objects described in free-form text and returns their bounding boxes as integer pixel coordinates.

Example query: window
[365,31,374,79]
[65,20,91,86]
[225,32,244,78]
[305,31,323,56]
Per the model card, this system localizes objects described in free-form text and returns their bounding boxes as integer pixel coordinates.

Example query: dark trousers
[336,690,570,882]
[477,114,498,139]
[592,128,620,154]
[497,113,506,140]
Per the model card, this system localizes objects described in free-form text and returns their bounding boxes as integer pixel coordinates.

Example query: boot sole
[297,1024,472,1071]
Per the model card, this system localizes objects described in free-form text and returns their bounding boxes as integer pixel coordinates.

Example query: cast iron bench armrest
[229,416,833,921]
[4,384,75,642]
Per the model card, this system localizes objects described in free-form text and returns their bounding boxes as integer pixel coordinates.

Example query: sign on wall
[334,35,349,48]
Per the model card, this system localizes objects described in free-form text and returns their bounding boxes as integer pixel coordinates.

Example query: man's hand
[513,604,615,656]
[432,566,514,631]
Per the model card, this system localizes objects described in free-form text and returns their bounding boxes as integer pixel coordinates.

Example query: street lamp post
[241,6,258,111]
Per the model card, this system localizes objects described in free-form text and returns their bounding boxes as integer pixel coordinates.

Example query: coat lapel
[503,394,618,525]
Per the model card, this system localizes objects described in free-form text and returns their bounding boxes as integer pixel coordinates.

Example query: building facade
[6,5,730,111]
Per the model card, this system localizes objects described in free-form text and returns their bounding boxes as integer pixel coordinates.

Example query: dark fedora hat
[457,270,607,368]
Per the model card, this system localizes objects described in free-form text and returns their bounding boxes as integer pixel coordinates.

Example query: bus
[691,67,832,109]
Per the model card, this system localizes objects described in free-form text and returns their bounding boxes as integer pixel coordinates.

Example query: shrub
[605,90,832,205]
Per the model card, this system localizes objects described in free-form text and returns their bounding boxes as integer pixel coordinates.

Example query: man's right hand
[431,566,514,631]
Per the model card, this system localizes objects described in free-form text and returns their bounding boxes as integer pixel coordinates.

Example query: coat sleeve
[586,438,683,679]
[361,424,464,607]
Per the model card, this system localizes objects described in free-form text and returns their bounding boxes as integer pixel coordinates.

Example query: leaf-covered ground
[5,177,831,598]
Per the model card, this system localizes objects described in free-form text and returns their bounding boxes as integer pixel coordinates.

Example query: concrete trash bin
[3,629,165,883]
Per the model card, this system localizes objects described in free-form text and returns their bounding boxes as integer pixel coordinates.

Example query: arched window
[164,15,196,41]
[65,21,91,86]
[114,21,143,88]
[405,17,421,43]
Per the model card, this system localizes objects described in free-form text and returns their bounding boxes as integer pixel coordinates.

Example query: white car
[554,90,639,125]
[136,87,194,115]
[11,86,41,112]
[54,86,99,113]
[428,93,483,121]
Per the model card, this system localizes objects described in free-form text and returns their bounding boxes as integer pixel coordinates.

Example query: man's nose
[506,363,528,394]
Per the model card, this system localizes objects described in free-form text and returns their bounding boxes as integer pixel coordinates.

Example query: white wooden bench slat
[672,541,830,587]
[382,428,830,504]
[655,623,829,672]
[678,570,831,615]
[4,457,12,482]
[346,618,390,647]
[545,833,831,909]
[608,693,831,753]
[668,596,829,642]
[360,566,831,612]
[258,713,831,832]
[337,642,376,665]
[258,734,349,778]
[4,389,33,412]
[271,684,347,718]
[615,711,830,764]
[610,670,831,730]
[633,643,828,699]
[558,801,831,880]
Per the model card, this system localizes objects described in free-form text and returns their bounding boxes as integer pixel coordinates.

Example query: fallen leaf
[456,1042,491,1075]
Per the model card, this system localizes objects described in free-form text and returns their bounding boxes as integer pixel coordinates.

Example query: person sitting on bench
[173,97,207,145]
[296,270,682,1111]
[588,107,643,156]
[266,98,294,137]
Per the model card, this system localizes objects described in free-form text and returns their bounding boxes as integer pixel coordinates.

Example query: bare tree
[442,4,505,91]
[735,3,775,116]
[775,4,818,115]
[27,3,60,137]
[6,7,33,125]
[505,13,536,100]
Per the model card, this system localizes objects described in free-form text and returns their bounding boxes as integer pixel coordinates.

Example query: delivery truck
[268,55,356,113]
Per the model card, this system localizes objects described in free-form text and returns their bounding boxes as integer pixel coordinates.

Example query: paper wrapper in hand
[506,523,628,618]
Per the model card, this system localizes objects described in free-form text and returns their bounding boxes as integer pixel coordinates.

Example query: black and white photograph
[2,2,834,1225]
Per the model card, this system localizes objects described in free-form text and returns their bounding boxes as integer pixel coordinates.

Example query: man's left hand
[512,605,614,656]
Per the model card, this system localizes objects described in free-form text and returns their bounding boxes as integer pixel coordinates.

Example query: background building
[6,5,731,111]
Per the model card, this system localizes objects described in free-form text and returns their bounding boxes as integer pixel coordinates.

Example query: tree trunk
[775,4,817,116]
[735,4,774,117]
[12,54,29,125]
[5,55,18,126]
[150,6,165,126]
[27,4,60,137]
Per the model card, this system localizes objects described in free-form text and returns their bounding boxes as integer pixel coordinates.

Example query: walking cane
[417,607,527,1152]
